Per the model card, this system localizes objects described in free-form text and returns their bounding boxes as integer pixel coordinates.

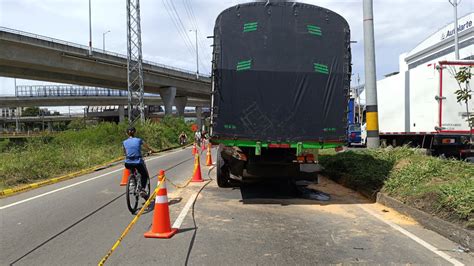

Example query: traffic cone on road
[192,142,197,155]
[206,143,213,166]
[144,170,178,239]
[191,153,204,182]
[120,168,130,186]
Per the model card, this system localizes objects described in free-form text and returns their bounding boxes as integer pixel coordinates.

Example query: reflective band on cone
[144,170,178,239]
[191,153,204,182]
[120,168,130,186]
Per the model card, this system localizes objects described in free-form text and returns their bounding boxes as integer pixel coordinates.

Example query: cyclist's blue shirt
[123,137,144,164]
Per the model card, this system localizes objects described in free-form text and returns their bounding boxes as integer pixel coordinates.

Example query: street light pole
[190,29,199,79]
[102,30,110,52]
[88,0,92,56]
[363,0,380,148]
[449,0,461,60]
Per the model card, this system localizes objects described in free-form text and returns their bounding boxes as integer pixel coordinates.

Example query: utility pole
[363,0,380,148]
[14,78,19,133]
[126,0,145,124]
[88,0,93,56]
[102,30,110,52]
[449,0,461,60]
[190,29,199,79]
[357,74,362,124]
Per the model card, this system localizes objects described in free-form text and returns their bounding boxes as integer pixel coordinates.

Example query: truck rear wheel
[216,146,233,188]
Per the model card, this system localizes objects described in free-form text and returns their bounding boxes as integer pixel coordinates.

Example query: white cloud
[0,0,473,96]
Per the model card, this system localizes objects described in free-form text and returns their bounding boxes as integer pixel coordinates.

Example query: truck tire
[216,147,232,188]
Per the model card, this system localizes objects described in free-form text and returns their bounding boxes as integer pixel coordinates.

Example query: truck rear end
[210,1,351,187]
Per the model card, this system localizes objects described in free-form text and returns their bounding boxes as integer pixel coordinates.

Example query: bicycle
[126,167,151,214]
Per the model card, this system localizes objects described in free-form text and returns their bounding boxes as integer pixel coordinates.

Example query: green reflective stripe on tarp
[314,63,329,74]
[212,139,343,149]
[243,22,258,32]
[237,60,252,71]
[307,25,322,36]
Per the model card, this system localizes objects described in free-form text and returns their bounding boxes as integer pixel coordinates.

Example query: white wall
[377,73,405,132]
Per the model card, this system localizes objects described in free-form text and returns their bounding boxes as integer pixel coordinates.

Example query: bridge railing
[0,26,210,78]
[16,85,130,97]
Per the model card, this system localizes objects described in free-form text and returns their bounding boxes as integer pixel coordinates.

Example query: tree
[21,107,40,117]
[453,66,473,144]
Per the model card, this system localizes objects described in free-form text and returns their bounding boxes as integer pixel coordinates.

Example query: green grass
[0,117,193,189]
[319,147,474,227]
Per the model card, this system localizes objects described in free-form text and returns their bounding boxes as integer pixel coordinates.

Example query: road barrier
[144,170,178,239]
[120,168,131,186]
[192,142,197,155]
[191,153,204,182]
[206,143,213,166]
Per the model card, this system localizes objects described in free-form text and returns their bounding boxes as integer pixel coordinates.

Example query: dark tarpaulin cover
[212,1,351,143]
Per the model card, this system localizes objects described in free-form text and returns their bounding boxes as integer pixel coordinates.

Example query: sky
[0,0,473,112]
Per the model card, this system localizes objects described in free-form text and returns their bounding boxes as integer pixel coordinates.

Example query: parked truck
[378,60,474,158]
[210,1,351,187]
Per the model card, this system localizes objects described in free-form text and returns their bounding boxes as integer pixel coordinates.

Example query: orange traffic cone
[206,143,213,166]
[191,153,204,182]
[120,168,131,186]
[144,170,178,239]
[192,142,197,155]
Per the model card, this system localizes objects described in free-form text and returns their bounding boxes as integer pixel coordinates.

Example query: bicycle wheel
[126,174,139,214]
[146,177,151,199]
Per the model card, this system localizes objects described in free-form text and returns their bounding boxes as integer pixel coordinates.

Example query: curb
[0,145,187,198]
[376,192,473,250]
[0,156,125,198]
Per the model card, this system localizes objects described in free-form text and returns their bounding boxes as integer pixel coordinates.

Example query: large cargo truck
[210,1,351,187]
[378,60,474,158]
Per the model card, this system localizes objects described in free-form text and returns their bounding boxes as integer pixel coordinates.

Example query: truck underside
[214,140,338,188]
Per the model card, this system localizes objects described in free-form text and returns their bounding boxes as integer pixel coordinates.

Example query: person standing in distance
[123,127,156,199]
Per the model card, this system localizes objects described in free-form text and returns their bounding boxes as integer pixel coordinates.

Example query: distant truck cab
[347,123,363,147]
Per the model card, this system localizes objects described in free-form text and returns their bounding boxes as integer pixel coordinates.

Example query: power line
[162,0,195,59]
[182,0,211,70]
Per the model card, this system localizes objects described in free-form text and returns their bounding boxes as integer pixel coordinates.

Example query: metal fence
[16,85,129,97]
[0,26,210,78]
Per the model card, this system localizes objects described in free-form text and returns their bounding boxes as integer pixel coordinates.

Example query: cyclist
[123,127,156,199]
[179,131,187,146]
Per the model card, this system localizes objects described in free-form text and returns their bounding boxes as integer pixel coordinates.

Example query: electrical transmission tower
[126,0,145,124]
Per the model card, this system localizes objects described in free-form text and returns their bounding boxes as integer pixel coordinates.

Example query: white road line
[359,204,464,266]
[172,192,199,229]
[0,149,185,210]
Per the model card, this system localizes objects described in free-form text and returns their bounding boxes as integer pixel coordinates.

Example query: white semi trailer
[377,60,473,158]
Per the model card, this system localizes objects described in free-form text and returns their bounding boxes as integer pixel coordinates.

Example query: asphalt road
[1,146,472,265]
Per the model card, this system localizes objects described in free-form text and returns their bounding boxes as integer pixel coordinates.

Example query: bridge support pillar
[195,106,203,131]
[159,87,176,116]
[118,105,125,123]
[175,96,188,117]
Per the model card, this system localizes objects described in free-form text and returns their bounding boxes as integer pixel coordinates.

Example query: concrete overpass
[0,27,212,114]
[0,96,209,109]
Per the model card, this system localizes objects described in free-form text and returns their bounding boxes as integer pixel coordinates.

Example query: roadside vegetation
[319,147,474,229]
[0,117,193,190]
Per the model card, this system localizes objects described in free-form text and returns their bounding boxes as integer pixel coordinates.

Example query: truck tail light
[441,138,455,144]
[297,156,305,163]
[305,154,315,163]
